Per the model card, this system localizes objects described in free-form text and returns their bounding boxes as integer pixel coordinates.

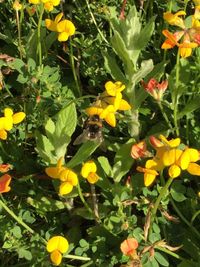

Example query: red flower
[142,78,168,101]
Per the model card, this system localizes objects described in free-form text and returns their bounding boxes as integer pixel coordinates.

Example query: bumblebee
[74,115,103,145]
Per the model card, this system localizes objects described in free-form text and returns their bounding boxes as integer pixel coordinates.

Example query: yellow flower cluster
[28,0,60,11]
[81,160,99,184]
[161,7,200,57]
[86,81,131,127]
[137,135,200,186]
[45,157,78,195]
[0,108,26,140]
[46,236,69,266]
[45,13,75,42]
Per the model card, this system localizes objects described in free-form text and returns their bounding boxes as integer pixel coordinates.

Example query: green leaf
[154,252,169,266]
[11,58,25,74]
[67,141,100,168]
[35,131,56,164]
[27,58,36,72]
[111,29,133,73]
[98,156,113,177]
[54,103,76,142]
[11,226,22,239]
[170,181,187,202]
[177,96,200,119]
[18,248,32,260]
[27,196,66,214]
[178,260,199,267]
[112,139,134,182]
[102,50,127,83]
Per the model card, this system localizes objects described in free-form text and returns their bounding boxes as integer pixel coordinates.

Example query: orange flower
[0,164,12,173]
[0,174,12,193]
[131,141,152,159]
[162,9,200,58]
[120,238,139,257]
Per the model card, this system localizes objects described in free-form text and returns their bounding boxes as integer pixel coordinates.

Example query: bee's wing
[73,130,89,145]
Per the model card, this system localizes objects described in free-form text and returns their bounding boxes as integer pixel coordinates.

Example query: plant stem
[64,254,91,261]
[37,5,44,66]
[69,40,82,97]
[85,0,109,44]
[157,101,173,132]
[77,181,94,216]
[173,52,180,136]
[170,197,200,240]
[0,195,34,234]
[90,184,101,223]
[151,177,173,223]
[16,9,23,59]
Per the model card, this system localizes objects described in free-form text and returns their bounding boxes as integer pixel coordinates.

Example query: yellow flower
[45,158,78,195]
[101,93,131,111]
[137,166,159,187]
[45,12,75,42]
[0,108,26,140]
[46,236,69,266]
[42,0,60,12]
[45,157,65,179]
[163,11,186,29]
[0,174,12,193]
[105,81,125,97]
[99,105,116,127]
[3,108,26,131]
[13,0,22,10]
[59,168,78,195]
[81,160,99,184]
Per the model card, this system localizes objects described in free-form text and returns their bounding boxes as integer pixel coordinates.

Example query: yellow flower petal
[58,32,70,42]
[29,0,40,4]
[57,20,75,35]
[59,181,73,195]
[178,149,190,170]
[87,172,99,184]
[12,112,26,124]
[118,99,131,110]
[162,149,182,166]
[50,250,62,266]
[0,129,7,140]
[137,166,158,186]
[105,81,125,96]
[168,164,181,178]
[4,118,13,131]
[55,12,63,23]
[47,236,69,253]
[144,171,157,187]
[104,112,116,127]
[81,161,97,178]
[59,168,78,185]
[4,108,13,117]
[44,2,54,11]
[45,19,57,32]
[186,148,199,162]
[163,11,186,29]
[187,162,200,175]
[85,107,103,116]
[45,167,62,179]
